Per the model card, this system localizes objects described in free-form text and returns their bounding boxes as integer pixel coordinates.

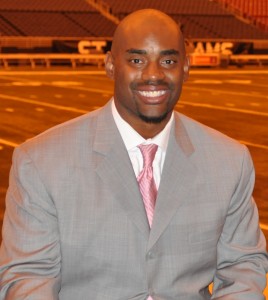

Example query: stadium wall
[0,36,267,55]
[0,37,267,68]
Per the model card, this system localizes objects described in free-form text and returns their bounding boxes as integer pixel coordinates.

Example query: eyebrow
[126,48,179,56]
[126,49,147,55]
[160,49,179,56]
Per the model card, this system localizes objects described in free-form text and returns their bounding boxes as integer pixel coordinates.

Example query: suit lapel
[93,102,150,238]
[92,103,197,246]
[148,113,197,250]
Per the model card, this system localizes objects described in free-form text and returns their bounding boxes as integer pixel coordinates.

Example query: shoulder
[174,112,253,172]
[175,112,244,151]
[13,103,111,168]
[18,104,108,153]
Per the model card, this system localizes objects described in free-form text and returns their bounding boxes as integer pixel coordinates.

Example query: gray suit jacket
[0,100,267,299]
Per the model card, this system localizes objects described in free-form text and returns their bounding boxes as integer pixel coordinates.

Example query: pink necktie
[137,144,158,228]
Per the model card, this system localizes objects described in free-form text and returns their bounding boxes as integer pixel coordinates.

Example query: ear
[183,55,190,82]
[105,51,115,80]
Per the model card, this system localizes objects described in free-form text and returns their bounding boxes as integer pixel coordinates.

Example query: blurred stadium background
[0,0,267,67]
[0,0,267,297]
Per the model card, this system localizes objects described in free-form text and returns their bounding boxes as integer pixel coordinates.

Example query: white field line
[0,94,88,114]
[0,138,18,147]
[260,223,268,231]
[1,91,267,118]
[0,73,266,98]
[0,70,107,76]
[46,84,113,94]
[189,70,268,75]
[0,75,113,94]
[0,69,268,75]
[239,140,268,150]
[1,94,268,148]
[179,100,268,117]
[183,86,268,100]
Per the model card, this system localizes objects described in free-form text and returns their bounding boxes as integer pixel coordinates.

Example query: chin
[138,112,169,124]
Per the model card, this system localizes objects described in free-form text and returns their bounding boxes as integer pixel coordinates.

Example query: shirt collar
[111,98,173,152]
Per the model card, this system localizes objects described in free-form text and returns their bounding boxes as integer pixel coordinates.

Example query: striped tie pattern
[137,144,158,228]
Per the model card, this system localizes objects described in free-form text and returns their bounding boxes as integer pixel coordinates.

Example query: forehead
[126,31,180,56]
[114,18,182,55]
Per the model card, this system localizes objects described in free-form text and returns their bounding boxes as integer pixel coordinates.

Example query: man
[0,9,267,300]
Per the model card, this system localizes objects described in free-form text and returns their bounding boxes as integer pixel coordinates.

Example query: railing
[0,53,267,69]
[229,54,268,66]
[85,0,120,24]
[189,53,268,67]
[0,53,106,68]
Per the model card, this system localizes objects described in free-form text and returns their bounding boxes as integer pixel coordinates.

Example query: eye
[130,58,143,64]
[162,59,176,65]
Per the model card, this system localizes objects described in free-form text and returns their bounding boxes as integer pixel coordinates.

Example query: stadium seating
[0,0,267,40]
[0,14,21,36]
[0,12,91,37]
[0,0,116,38]
[66,13,116,37]
[106,0,228,15]
[217,0,268,31]
[172,14,267,39]
[0,0,94,12]
[105,0,268,39]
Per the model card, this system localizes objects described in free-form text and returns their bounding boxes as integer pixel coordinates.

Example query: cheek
[114,70,137,102]
[170,73,185,96]
[114,70,131,89]
[116,71,142,96]
[168,68,184,82]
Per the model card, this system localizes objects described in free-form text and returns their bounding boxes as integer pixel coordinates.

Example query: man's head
[105,9,189,137]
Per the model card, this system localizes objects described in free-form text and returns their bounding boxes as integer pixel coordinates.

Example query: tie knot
[138,144,158,168]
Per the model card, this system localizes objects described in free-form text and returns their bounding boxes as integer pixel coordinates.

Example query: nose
[141,61,165,82]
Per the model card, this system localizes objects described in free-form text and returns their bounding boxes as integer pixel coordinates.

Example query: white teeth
[138,90,166,97]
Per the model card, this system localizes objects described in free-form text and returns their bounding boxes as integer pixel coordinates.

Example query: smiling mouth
[137,90,167,98]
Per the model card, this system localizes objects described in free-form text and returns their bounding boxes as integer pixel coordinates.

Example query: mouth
[135,89,170,104]
[137,90,167,98]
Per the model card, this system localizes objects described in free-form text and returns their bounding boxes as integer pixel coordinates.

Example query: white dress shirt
[111,99,173,189]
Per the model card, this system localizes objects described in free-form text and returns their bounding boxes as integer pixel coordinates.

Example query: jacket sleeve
[211,146,268,299]
[0,146,61,300]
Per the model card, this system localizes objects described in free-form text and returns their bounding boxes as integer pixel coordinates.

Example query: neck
[132,118,170,139]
